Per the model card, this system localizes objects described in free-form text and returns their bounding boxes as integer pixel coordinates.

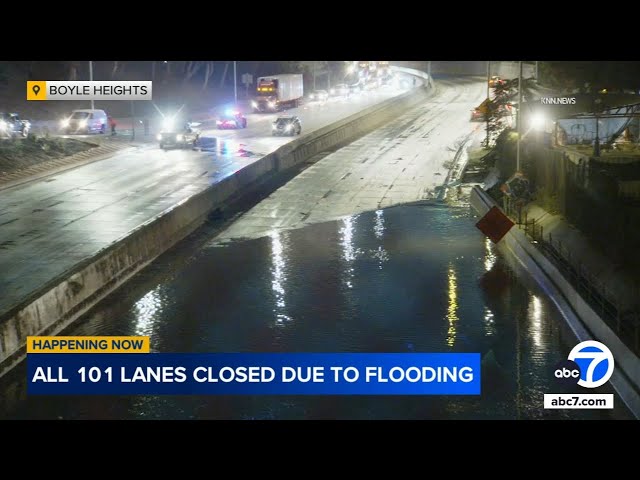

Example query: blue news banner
[27,353,481,395]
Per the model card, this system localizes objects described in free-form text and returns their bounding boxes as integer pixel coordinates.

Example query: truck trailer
[251,74,304,113]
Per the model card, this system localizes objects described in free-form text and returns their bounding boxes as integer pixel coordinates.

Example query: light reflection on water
[446,264,458,348]
[484,237,496,272]
[340,215,360,289]
[134,287,162,337]
[529,295,543,351]
[0,204,632,420]
[270,230,293,325]
[374,209,384,239]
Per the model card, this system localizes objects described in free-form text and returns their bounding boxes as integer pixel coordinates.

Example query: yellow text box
[27,336,150,353]
[27,81,47,100]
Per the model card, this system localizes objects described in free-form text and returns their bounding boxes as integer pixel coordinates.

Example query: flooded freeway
[0,203,632,419]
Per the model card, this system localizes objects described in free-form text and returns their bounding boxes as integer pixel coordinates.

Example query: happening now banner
[26,336,481,396]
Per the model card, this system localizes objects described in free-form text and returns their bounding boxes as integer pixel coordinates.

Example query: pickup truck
[0,112,31,138]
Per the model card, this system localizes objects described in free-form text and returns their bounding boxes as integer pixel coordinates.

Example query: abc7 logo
[554,340,615,388]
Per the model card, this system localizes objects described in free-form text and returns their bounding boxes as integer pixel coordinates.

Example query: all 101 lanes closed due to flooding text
[31,365,476,383]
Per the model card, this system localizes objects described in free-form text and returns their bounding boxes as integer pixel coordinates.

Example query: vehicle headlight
[176,134,184,141]
[286,124,293,131]
[60,119,70,128]
[162,118,174,130]
[268,101,276,108]
[272,124,277,130]
[0,121,7,130]
[156,134,162,141]
[251,101,258,108]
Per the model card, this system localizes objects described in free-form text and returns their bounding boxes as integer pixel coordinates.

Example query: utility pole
[233,61,238,105]
[313,62,317,90]
[516,61,523,172]
[427,61,432,87]
[594,115,600,157]
[130,101,135,140]
[593,96,601,157]
[89,61,95,109]
[486,61,490,148]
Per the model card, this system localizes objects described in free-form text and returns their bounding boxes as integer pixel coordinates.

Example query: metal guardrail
[502,197,640,356]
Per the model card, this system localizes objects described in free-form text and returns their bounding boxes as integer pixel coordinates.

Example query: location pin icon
[32,84,40,96]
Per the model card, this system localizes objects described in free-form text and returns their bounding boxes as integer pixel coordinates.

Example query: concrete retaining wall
[0,80,434,378]
[470,186,640,418]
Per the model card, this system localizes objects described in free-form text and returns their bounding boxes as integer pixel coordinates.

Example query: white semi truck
[251,74,304,113]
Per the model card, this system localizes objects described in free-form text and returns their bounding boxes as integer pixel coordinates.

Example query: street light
[516,61,523,172]
[519,111,546,144]
[234,61,237,105]
[486,60,490,148]
[530,112,545,131]
[593,97,602,157]
[313,61,317,90]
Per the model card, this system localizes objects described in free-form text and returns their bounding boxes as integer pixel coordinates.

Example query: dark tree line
[483,76,538,147]
[539,62,640,92]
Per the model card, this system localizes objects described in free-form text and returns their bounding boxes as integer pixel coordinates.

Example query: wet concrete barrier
[0,77,434,378]
[470,186,640,419]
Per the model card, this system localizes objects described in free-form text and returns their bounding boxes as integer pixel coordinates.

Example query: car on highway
[0,112,31,138]
[470,107,486,122]
[272,115,302,136]
[157,119,201,149]
[60,109,108,134]
[308,90,329,102]
[329,84,350,97]
[348,82,363,95]
[380,73,394,86]
[364,78,380,91]
[216,110,247,129]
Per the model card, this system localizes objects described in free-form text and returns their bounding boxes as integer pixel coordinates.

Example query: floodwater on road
[0,203,632,419]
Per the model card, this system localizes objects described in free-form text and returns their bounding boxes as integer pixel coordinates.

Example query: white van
[60,109,108,134]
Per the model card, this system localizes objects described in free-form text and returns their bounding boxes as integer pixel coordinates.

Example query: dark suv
[272,115,301,136]
[157,119,201,149]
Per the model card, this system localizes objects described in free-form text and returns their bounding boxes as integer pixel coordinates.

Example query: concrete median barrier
[0,79,434,378]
